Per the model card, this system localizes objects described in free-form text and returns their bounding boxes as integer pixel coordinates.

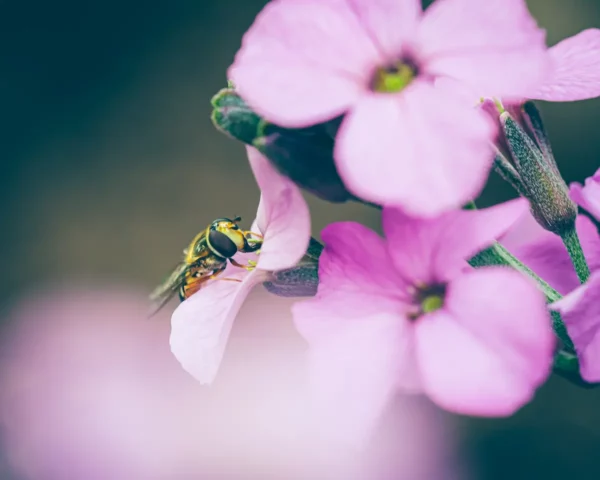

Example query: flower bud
[211,88,262,145]
[500,111,577,234]
[262,238,323,298]
[211,88,352,203]
[253,122,351,203]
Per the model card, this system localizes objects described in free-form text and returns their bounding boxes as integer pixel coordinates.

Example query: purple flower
[570,167,600,221]
[229,0,548,216]
[170,147,311,383]
[292,199,554,441]
[531,29,600,102]
[552,272,600,383]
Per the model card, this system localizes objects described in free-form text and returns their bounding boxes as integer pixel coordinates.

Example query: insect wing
[148,262,189,317]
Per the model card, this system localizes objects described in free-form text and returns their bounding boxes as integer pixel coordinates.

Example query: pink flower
[500,212,600,295]
[552,272,600,383]
[499,167,600,296]
[570,167,600,220]
[501,174,600,384]
[170,147,311,383]
[229,0,548,216]
[531,29,600,102]
[292,199,554,441]
[0,288,459,480]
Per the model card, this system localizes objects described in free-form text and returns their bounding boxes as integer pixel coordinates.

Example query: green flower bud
[211,88,261,145]
[253,122,351,203]
[500,112,577,235]
[211,88,352,203]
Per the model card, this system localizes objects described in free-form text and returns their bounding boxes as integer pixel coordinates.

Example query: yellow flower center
[421,294,444,313]
[371,61,417,93]
[408,283,446,320]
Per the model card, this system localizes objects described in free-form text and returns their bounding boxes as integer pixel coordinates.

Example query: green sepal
[520,102,560,177]
[553,351,596,388]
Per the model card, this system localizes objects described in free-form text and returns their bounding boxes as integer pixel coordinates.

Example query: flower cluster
[170,0,600,444]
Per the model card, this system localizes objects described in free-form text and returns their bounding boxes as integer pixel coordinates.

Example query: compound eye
[208,230,237,258]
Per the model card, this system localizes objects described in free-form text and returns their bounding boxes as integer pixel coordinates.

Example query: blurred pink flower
[570,167,600,220]
[552,272,600,383]
[292,199,554,441]
[170,147,310,384]
[229,0,549,216]
[0,286,461,480]
[531,29,600,102]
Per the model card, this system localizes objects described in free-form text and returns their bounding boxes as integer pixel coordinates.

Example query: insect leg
[240,230,263,253]
[181,265,226,298]
[229,258,257,270]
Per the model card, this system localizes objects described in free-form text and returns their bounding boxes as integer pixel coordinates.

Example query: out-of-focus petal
[344,0,421,58]
[570,168,600,221]
[552,272,600,383]
[417,0,548,98]
[292,297,416,444]
[316,221,408,301]
[501,213,600,295]
[415,268,553,415]
[382,198,528,283]
[335,82,496,216]
[229,0,379,127]
[247,147,311,272]
[170,262,266,384]
[533,29,600,102]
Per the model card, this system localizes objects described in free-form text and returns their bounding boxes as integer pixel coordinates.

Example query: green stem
[560,227,591,284]
[469,242,574,353]
[469,242,591,385]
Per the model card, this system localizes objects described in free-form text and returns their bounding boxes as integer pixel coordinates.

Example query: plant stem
[469,242,574,353]
[469,242,592,385]
[560,227,591,284]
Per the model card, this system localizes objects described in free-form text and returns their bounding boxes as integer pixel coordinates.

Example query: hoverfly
[149,217,262,316]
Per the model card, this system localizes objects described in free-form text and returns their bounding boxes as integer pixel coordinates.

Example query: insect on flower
[149,217,263,316]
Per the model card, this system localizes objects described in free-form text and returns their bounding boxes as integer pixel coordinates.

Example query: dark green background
[1,1,600,478]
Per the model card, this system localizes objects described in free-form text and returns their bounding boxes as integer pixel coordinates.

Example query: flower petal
[344,0,421,58]
[228,0,379,127]
[533,29,600,102]
[292,296,416,444]
[415,268,553,415]
[335,83,496,216]
[417,0,548,98]
[247,147,311,272]
[382,198,528,283]
[501,213,600,295]
[170,261,265,384]
[315,221,407,300]
[570,167,600,221]
[552,272,600,383]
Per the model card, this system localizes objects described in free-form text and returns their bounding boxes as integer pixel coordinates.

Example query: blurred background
[1,0,600,478]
